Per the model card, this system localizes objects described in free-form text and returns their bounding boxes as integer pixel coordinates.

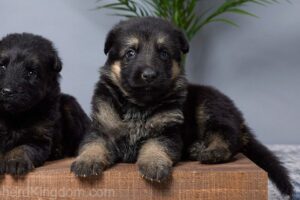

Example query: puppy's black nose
[0,88,13,97]
[141,68,158,83]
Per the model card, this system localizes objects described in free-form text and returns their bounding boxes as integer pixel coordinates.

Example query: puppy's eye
[0,65,6,71]
[125,49,136,59]
[159,50,169,60]
[27,70,37,77]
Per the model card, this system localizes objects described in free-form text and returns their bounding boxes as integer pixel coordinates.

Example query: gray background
[0,0,299,144]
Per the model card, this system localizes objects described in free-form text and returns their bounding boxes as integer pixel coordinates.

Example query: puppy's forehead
[0,47,46,67]
[121,31,171,47]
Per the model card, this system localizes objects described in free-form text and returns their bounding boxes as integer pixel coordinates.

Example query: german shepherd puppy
[71,17,294,198]
[0,33,90,175]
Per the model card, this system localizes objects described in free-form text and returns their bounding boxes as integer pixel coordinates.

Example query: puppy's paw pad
[5,157,34,176]
[138,162,172,183]
[198,148,231,164]
[71,159,104,178]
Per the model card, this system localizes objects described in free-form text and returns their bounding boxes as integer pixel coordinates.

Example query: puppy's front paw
[198,148,232,164]
[5,155,34,176]
[0,160,5,175]
[71,158,104,178]
[138,161,172,183]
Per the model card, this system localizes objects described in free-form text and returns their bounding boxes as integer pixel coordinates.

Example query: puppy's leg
[137,136,181,182]
[5,143,51,175]
[71,132,114,177]
[189,131,236,164]
[0,154,5,175]
[188,101,241,164]
[60,94,91,157]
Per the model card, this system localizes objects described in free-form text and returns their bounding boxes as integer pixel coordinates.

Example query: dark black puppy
[0,33,90,176]
[71,17,293,198]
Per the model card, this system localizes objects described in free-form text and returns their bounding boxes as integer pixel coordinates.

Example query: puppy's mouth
[0,96,32,113]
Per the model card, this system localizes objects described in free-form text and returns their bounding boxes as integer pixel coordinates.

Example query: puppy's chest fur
[0,114,59,154]
[118,104,154,142]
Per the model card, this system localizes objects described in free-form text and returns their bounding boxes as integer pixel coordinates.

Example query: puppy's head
[104,17,189,104]
[0,33,62,113]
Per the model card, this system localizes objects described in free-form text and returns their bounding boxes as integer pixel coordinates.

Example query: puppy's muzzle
[141,68,158,83]
[0,88,13,97]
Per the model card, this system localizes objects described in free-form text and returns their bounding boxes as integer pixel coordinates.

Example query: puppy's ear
[52,55,62,72]
[175,29,189,54]
[104,28,118,55]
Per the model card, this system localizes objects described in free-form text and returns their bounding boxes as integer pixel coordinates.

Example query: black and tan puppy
[71,17,293,198]
[0,33,90,175]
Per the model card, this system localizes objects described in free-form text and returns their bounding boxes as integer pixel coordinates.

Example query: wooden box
[0,154,268,200]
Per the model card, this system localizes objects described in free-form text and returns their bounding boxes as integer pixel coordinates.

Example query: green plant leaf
[210,18,239,27]
[227,8,259,18]
[95,0,287,41]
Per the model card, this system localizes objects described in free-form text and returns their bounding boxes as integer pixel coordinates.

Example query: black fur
[0,33,90,176]
[71,17,294,198]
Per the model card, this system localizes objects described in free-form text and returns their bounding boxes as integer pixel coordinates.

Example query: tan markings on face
[109,61,130,97]
[171,60,181,79]
[93,98,124,133]
[110,61,121,83]
[157,35,166,44]
[137,139,172,166]
[78,141,110,166]
[120,37,139,55]
[125,37,139,47]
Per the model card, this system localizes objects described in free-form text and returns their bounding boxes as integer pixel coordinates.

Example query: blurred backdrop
[0,0,299,144]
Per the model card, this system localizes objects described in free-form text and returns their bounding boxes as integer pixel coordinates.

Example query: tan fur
[157,36,166,44]
[4,146,32,165]
[146,109,183,130]
[125,37,139,47]
[171,60,181,80]
[137,139,172,166]
[207,134,229,150]
[206,134,231,160]
[109,61,131,97]
[196,103,210,135]
[110,61,121,83]
[78,141,110,166]
[93,98,124,134]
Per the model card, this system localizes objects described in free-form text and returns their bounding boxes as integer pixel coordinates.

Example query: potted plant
[95,0,284,66]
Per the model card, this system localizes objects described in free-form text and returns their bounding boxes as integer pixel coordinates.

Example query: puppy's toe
[138,161,172,182]
[188,142,206,160]
[198,148,232,164]
[6,157,34,176]
[70,159,104,177]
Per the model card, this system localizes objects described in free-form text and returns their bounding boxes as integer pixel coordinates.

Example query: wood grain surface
[0,154,268,200]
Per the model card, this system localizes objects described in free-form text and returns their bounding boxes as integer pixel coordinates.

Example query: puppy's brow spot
[125,37,139,47]
[157,36,166,44]
[171,60,181,79]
